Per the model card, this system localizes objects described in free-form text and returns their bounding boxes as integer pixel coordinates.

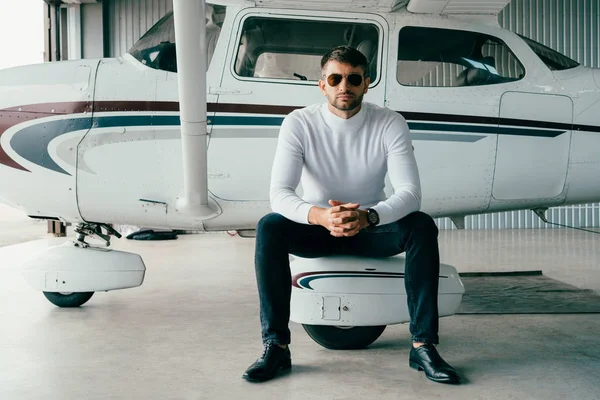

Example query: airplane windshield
[518,34,580,71]
[128,5,226,73]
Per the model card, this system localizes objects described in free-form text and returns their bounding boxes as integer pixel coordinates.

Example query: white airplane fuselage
[0,4,599,232]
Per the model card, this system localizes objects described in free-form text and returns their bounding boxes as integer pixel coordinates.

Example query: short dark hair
[321,46,368,77]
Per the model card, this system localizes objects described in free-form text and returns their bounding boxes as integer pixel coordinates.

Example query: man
[242,46,460,384]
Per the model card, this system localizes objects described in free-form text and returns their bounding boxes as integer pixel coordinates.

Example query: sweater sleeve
[269,113,314,224]
[371,114,422,225]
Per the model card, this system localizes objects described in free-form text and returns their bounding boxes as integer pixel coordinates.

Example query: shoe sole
[242,359,292,383]
[409,361,459,384]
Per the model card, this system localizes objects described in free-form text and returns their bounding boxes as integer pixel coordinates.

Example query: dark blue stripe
[11,118,93,175]
[93,115,285,127]
[211,115,284,126]
[497,126,565,137]
[409,122,564,138]
[299,273,404,290]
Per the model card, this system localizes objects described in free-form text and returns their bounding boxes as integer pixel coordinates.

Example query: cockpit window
[396,26,525,88]
[518,34,580,71]
[234,17,380,83]
[128,4,226,73]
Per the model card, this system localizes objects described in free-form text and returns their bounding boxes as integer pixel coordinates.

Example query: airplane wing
[249,0,407,11]
[406,0,511,15]
[248,0,509,14]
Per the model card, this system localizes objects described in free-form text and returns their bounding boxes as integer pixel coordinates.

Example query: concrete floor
[0,204,599,400]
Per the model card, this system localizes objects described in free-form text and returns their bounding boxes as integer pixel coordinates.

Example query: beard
[329,92,364,112]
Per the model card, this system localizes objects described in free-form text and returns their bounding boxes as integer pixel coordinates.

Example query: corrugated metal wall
[107,0,172,57]
[499,0,600,69]
[105,0,600,229]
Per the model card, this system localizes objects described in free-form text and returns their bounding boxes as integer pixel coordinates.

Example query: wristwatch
[366,208,380,227]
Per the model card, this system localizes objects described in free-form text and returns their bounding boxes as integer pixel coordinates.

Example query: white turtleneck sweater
[270,102,421,226]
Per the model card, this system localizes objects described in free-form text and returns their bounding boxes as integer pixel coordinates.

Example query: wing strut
[172,0,218,219]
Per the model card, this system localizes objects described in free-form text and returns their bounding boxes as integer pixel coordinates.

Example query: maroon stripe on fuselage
[2,102,91,114]
[210,103,298,115]
[1,101,298,115]
[93,101,180,113]
[93,101,299,115]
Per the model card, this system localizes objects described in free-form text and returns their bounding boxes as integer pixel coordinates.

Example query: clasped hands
[308,199,370,237]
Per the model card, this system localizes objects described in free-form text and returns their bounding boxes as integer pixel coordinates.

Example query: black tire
[302,324,386,350]
[43,292,94,307]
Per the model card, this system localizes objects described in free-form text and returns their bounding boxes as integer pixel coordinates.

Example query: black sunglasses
[326,73,364,87]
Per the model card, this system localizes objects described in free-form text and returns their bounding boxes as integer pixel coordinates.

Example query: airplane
[1,0,599,349]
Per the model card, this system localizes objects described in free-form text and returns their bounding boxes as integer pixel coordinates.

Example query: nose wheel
[42,291,95,307]
[302,324,387,350]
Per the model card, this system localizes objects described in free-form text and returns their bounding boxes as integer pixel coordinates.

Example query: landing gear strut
[73,222,122,248]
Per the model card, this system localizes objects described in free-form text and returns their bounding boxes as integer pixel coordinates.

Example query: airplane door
[492,92,573,200]
[208,10,389,202]
[386,23,528,217]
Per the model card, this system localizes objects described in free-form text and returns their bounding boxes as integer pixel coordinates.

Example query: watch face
[368,211,378,224]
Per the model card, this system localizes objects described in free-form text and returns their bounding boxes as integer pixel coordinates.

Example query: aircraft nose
[0,60,97,111]
[0,60,98,176]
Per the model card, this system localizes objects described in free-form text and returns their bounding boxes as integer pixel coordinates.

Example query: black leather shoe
[409,344,460,384]
[243,342,292,382]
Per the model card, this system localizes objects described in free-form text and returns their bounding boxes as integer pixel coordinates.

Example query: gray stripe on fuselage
[209,128,486,142]
[11,117,92,175]
[412,133,485,142]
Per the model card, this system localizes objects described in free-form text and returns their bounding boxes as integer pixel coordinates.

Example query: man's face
[319,60,370,112]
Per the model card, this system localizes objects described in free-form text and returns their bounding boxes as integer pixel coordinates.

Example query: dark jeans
[254,211,441,346]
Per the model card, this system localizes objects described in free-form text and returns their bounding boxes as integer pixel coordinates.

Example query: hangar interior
[0,1,598,399]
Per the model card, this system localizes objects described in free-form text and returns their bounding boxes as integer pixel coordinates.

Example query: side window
[396,26,524,88]
[128,4,227,73]
[234,17,380,83]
